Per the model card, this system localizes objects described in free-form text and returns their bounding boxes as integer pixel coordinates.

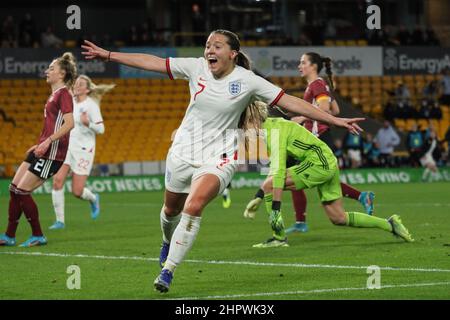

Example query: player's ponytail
[236,51,251,70]
[57,52,77,88]
[78,74,115,103]
[321,56,335,91]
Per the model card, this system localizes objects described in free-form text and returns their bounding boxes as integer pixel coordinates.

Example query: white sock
[164,213,201,273]
[160,207,181,243]
[52,189,65,223]
[422,168,430,180]
[81,188,96,203]
[222,188,229,197]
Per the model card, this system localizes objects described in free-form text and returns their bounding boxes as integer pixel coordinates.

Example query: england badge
[229,80,241,96]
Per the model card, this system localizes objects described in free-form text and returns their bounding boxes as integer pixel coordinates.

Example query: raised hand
[81,40,109,60]
[335,117,365,135]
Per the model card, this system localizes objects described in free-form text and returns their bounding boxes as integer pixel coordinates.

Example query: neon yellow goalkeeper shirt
[262,117,337,189]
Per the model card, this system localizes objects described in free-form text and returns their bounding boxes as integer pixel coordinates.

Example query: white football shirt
[166,57,284,166]
[69,96,104,152]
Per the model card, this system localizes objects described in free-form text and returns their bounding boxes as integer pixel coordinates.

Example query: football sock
[264,193,273,213]
[52,189,65,223]
[16,188,43,237]
[6,184,22,238]
[164,213,201,273]
[345,211,392,232]
[81,188,96,203]
[160,206,181,244]
[291,189,306,222]
[222,187,229,199]
[341,183,361,201]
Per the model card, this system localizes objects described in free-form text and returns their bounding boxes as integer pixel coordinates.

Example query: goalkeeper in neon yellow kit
[251,104,414,248]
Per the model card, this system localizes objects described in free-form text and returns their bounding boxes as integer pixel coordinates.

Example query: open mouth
[208,57,218,68]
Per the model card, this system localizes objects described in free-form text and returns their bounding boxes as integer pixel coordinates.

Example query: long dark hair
[211,29,251,70]
[305,52,334,91]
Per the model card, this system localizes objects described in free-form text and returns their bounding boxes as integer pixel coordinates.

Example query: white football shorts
[63,148,95,176]
[165,152,237,195]
[420,153,435,167]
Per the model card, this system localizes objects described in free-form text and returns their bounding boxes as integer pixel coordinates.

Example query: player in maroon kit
[245,52,374,233]
[0,52,76,247]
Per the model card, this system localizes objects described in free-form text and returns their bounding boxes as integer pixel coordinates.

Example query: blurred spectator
[419,99,432,119]
[440,67,450,106]
[374,120,400,167]
[396,101,416,119]
[140,21,154,45]
[333,139,346,169]
[411,25,425,45]
[394,81,411,105]
[1,15,18,48]
[430,102,442,119]
[425,27,440,46]
[343,132,363,168]
[368,29,385,45]
[127,25,140,46]
[406,123,424,167]
[41,26,63,48]
[383,100,398,121]
[423,121,435,140]
[192,4,206,46]
[396,25,412,46]
[363,133,380,167]
[297,33,312,46]
[422,80,439,103]
[383,25,399,45]
[19,13,37,47]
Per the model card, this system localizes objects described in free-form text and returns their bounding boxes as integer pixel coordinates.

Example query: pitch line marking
[1,251,450,273]
[172,281,450,300]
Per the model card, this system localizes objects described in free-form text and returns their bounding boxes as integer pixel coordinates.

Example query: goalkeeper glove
[243,197,262,219]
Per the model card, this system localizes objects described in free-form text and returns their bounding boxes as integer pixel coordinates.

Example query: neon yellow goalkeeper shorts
[287,160,342,203]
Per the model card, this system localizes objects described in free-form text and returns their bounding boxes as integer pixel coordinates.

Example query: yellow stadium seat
[64,40,77,48]
[394,119,406,130]
[357,39,368,46]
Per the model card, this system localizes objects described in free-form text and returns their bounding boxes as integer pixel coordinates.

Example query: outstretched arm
[277,94,364,135]
[81,40,167,73]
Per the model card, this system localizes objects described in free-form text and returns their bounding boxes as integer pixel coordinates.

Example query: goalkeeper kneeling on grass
[247,101,414,248]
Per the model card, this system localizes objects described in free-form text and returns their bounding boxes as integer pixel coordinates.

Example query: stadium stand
[0,75,449,177]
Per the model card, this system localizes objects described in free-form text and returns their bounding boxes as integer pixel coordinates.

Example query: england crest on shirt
[229,81,241,96]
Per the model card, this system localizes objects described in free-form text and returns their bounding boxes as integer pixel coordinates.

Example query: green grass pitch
[0,182,449,300]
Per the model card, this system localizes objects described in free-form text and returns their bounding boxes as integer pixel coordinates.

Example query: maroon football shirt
[302,78,332,136]
[37,86,73,161]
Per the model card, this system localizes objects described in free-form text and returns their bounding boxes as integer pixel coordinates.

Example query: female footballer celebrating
[82,30,365,293]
